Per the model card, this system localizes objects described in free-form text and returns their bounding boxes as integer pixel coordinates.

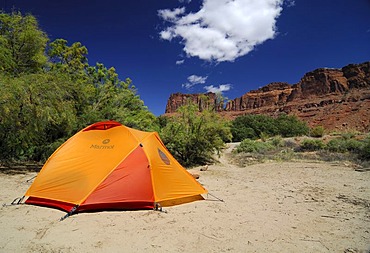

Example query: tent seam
[136,135,156,204]
[77,143,141,207]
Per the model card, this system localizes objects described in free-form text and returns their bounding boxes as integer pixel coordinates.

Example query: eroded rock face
[165,92,223,113]
[164,61,370,132]
[227,82,294,110]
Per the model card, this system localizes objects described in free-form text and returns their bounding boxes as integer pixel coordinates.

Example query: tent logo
[90,139,114,149]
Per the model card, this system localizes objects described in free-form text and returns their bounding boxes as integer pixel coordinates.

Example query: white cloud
[182,83,194,89]
[285,0,295,7]
[158,7,185,22]
[176,59,185,65]
[204,84,231,93]
[188,75,207,84]
[158,0,284,62]
[182,74,208,89]
[159,29,174,40]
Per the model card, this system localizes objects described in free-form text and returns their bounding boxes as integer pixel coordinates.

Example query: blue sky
[1,0,369,116]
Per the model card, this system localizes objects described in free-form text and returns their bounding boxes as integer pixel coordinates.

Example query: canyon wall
[165,61,370,132]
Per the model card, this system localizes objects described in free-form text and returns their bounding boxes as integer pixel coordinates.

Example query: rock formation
[165,92,223,113]
[165,61,370,132]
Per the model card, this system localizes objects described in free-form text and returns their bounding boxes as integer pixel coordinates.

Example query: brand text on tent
[90,144,115,149]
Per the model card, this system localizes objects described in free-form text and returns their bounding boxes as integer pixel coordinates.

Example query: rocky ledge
[165,61,370,132]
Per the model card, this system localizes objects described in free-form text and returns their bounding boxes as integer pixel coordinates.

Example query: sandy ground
[0,144,369,253]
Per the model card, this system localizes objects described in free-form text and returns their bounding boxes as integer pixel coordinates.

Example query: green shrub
[236,139,274,153]
[344,139,363,152]
[231,114,309,142]
[341,132,357,140]
[358,136,370,160]
[231,114,276,141]
[260,132,270,142]
[160,103,232,167]
[310,126,325,137]
[283,139,299,149]
[326,138,347,152]
[275,114,309,137]
[326,137,363,153]
[300,139,325,151]
[270,135,283,147]
[231,126,257,141]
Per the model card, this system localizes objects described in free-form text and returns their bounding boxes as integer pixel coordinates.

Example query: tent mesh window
[158,149,170,165]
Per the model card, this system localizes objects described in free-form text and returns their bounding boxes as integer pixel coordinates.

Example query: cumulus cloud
[204,84,231,93]
[182,74,208,89]
[158,0,284,62]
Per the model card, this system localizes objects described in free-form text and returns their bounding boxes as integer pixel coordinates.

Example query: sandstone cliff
[165,61,370,132]
[165,92,221,113]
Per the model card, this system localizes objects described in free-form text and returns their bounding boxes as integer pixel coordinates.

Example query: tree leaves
[0,73,78,160]
[48,39,88,73]
[0,11,48,75]
[231,114,309,142]
[0,11,157,162]
[160,103,232,167]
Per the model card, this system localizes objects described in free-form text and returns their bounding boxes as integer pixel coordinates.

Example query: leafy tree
[83,63,157,131]
[0,11,158,162]
[0,73,78,161]
[160,103,232,167]
[231,114,309,141]
[275,114,309,137]
[47,39,157,131]
[231,114,277,141]
[157,115,169,129]
[47,39,88,74]
[0,11,48,75]
[0,36,14,71]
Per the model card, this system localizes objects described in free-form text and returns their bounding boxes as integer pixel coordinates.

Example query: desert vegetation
[231,114,309,141]
[0,11,158,163]
[233,130,370,169]
[159,106,369,168]
[0,11,369,170]
[159,103,232,167]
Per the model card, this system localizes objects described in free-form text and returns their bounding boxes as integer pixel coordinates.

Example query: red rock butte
[165,61,370,132]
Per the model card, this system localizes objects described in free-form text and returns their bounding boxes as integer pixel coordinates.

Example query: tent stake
[207,193,224,202]
[60,205,79,221]
[153,202,167,213]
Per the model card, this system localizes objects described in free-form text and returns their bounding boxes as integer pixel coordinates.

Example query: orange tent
[24,121,207,215]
